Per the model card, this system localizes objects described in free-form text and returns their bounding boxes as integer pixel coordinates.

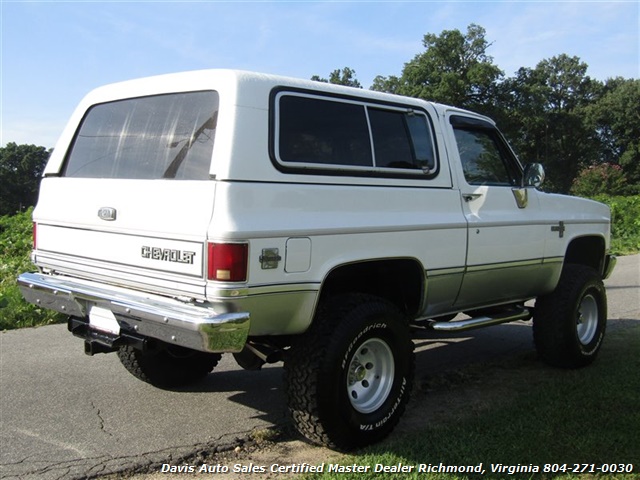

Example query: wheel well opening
[319,259,424,316]
[565,236,605,273]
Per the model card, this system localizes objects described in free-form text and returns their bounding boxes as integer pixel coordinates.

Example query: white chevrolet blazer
[19,69,615,450]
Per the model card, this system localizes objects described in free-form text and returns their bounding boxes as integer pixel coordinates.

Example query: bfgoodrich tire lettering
[284,294,414,450]
[533,264,607,368]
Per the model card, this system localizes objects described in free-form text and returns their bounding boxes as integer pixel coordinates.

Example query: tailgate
[34,178,215,299]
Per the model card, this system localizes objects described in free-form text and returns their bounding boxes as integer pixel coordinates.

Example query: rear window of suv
[63,91,218,180]
[272,91,437,177]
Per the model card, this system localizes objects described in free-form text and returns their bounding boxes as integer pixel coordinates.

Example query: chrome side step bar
[425,306,532,333]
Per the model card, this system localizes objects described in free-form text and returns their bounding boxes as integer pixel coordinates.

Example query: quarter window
[369,108,435,170]
[275,93,437,175]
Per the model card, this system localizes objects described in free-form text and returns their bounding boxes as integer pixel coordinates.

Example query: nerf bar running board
[428,306,532,332]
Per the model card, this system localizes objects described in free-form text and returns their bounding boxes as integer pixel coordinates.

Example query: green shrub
[0,208,65,330]
[592,194,640,255]
[570,163,632,197]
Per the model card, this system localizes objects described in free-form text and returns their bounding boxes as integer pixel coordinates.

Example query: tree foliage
[373,24,503,113]
[312,67,362,88]
[499,55,601,192]
[586,78,640,186]
[0,143,50,216]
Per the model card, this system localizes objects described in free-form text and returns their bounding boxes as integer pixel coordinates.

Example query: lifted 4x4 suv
[19,70,615,450]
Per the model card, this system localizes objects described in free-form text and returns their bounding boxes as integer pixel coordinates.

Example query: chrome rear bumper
[17,272,250,353]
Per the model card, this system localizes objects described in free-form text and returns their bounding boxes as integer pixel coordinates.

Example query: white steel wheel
[346,338,395,414]
[284,293,415,450]
[576,293,599,345]
[533,264,607,368]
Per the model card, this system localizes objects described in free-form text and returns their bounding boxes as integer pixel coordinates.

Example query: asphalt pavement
[1,255,638,480]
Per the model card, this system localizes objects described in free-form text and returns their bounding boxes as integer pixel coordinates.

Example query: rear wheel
[533,264,607,368]
[118,341,221,388]
[284,294,414,450]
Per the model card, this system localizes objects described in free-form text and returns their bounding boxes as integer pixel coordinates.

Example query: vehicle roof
[80,68,489,120]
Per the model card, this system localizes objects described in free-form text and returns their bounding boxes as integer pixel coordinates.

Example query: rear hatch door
[34,90,220,300]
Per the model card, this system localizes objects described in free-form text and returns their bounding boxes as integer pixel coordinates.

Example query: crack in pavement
[1,427,258,480]
[90,401,114,438]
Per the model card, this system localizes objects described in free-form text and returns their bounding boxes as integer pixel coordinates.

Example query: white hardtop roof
[80,68,490,121]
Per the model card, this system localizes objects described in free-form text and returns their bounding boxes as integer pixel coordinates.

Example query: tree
[0,143,50,216]
[586,78,640,187]
[312,67,362,88]
[370,74,401,94]
[499,55,602,193]
[373,24,503,113]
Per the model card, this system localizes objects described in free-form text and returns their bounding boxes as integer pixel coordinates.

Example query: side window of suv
[451,116,520,186]
[273,91,437,176]
[278,95,373,167]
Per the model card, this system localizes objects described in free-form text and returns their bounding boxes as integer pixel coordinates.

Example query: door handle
[462,193,483,202]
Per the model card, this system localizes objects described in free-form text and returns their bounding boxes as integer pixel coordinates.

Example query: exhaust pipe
[233,342,282,370]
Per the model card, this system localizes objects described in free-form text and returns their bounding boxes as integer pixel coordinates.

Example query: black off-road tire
[284,294,414,451]
[533,264,607,368]
[118,342,221,388]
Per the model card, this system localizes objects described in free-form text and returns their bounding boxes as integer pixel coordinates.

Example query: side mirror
[523,163,545,188]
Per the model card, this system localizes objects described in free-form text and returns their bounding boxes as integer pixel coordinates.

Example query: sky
[1,1,638,149]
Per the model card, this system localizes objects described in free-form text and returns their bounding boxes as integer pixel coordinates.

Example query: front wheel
[533,264,607,368]
[284,294,414,450]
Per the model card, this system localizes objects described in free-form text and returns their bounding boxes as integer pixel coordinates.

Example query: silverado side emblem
[98,207,117,221]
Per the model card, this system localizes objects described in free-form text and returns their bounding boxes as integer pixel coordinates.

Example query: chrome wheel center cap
[354,364,366,382]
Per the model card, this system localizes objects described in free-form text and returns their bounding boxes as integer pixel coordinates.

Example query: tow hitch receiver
[68,317,147,356]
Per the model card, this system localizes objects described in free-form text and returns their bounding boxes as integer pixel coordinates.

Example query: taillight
[33,222,37,250]
[207,242,248,282]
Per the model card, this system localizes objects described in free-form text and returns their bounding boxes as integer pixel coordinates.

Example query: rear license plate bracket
[89,306,120,335]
